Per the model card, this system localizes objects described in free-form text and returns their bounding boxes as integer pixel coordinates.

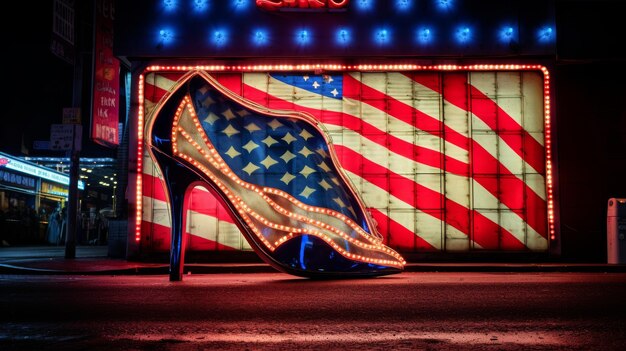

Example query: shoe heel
[145,74,405,278]
[152,149,202,281]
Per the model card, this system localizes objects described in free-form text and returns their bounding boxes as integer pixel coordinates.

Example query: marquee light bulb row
[136,64,555,251]
[176,98,403,261]
[157,25,553,48]
[541,66,556,242]
[176,97,387,248]
[135,74,146,243]
[168,97,404,267]
[146,64,547,72]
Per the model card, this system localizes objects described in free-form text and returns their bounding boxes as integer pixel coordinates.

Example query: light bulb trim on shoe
[171,97,405,268]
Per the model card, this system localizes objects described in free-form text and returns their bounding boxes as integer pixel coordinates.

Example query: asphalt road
[1,272,626,350]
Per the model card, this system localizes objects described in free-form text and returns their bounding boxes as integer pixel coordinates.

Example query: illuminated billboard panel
[138,67,550,253]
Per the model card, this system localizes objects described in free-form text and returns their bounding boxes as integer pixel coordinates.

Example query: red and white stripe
[139,69,548,253]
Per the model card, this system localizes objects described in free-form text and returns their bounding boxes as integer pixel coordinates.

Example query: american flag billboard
[137,66,552,253]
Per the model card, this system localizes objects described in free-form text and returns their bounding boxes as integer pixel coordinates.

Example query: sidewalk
[0,246,275,275]
[1,246,625,275]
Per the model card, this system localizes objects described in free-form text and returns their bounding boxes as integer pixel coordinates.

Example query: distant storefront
[0,152,84,245]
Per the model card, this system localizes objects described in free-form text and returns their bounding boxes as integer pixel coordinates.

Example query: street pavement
[2,272,626,350]
[1,245,626,275]
[2,246,626,350]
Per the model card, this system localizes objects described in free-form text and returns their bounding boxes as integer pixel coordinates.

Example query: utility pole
[65,136,80,259]
[63,0,82,259]
[64,58,83,259]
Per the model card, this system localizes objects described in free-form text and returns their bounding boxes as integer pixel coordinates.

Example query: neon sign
[256,0,349,11]
[0,153,84,190]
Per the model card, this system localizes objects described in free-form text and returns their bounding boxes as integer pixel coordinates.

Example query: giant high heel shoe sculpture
[147,73,405,280]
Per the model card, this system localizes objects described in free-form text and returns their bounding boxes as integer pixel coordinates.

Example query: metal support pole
[65,28,83,258]
[65,147,80,258]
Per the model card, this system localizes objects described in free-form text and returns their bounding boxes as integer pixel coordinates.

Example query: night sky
[1,1,115,158]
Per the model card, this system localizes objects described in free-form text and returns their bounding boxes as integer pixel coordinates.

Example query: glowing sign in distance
[256,0,349,11]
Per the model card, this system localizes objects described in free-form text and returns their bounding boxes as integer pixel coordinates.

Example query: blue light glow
[335,28,352,46]
[211,29,229,47]
[395,0,413,11]
[295,29,312,46]
[192,0,209,12]
[251,29,269,47]
[416,27,434,45]
[231,0,250,12]
[455,26,472,44]
[537,26,555,43]
[0,152,85,190]
[163,0,178,12]
[157,28,175,45]
[356,0,374,12]
[498,26,516,44]
[436,0,454,12]
[374,27,392,45]
[299,235,309,270]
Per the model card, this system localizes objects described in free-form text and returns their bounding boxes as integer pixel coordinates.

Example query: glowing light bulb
[455,26,472,44]
[374,28,391,45]
[252,29,269,47]
[193,0,208,12]
[417,27,433,45]
[295,29,312,46]
[538,26,554,43]
[336,28,351,46]
[356,0,374,11]
[436,0,454,11]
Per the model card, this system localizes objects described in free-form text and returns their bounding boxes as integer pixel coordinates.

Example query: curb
[2,262,626,275]
[0,262,277,275]
[403,264,626,273]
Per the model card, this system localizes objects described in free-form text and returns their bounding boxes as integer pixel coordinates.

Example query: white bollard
[607,198,626,264]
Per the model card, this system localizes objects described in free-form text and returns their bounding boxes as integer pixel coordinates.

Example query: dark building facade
[112,0,626,262]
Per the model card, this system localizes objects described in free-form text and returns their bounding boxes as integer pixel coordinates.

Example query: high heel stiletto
[147,73,405,280]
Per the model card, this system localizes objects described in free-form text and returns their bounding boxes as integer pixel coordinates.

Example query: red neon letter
[328,0,349,8]
[256,0,349,11]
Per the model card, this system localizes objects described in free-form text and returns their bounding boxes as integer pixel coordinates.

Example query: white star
[200,95,215,108]
[299,130,314,140]
[316,148,328,158]
[326,76,334,83]
[244,123,261,132]
[333,197,347,208]
[236,109,250,117]
[299,186,316,199]
[330,88,339,97]
[319,179,332,190]
[318,161,331,172]
[242,162,260,175]
[260,156,278,169]
[303,75,310,81]
[312,81,320,89]
[243,140,259,153]
[300,165,316,177]
[268,119,284,130]
[299,146,314,157]
[203,112,220,125]
[280,151,296,163]
[282,133,296,144]
[222,124,240,137]
[222,109,237,120]
[224,146,241,159]
[280,172,296,185]
[262,136,279,147]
